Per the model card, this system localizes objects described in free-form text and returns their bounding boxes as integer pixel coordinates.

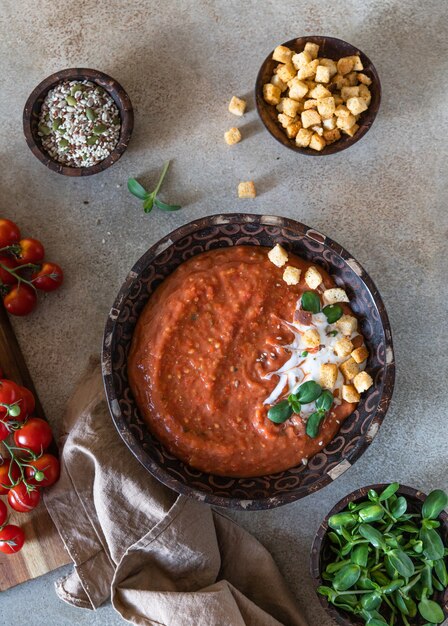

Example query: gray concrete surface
[1,0,447,624]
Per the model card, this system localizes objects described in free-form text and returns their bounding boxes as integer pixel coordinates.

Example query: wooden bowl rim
[309,483,448,625]
[22,67,134,176]
[255,35,382,156]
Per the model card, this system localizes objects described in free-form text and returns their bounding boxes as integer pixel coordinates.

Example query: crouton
[315,65,331,83]
[272,45,293,64]
[238,181,256,199]
[340,357,359,381]
[334,105,351,118]
[263,83,281,106]
[277,62,296,83]
[308,84,332,99]
[323,128,341,144]
[319,58,338,77]
[268,244,288,267]
[311,125,324,136]
[336,314,357,336]
[278,113,296,128]
[309,133,326,151]
[297,59,319,80]
[283,266,301,285]
[303,329,321,349]
[357,73,372,86]
[295,128,313,147]
[351,345,369,364]
[317,97,336,119]
[228,96,246,116]
[320,363,338,389]
[301,108,321,128]
[334,337,354,358]
[345,71,359,87]
[224,127,242,145]
[346,96,368,116]
[342,384,360,403]
[336,114,357,130]
[271,74,287,91]
[323,116,337,130]
[323,288,349,304]
[358,84,372,105]
[304,266,323,289]
[304,42,320,59]
[285,121,302,138]
[341,86,360,100]
[288,77,309,101]
[350,55,363,71]
[342,123,359,137]
[282,97,302,117]
[337,56,355,75]
[291,50,312,69]
[353,371,373,393]
[304,99,319,110]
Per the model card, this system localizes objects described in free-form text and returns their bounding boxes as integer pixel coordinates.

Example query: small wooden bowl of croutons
[255,36,381,155]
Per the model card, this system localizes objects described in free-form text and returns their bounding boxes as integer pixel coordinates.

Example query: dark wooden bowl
[255,36,381,156]
[310,484,448,625]
[102,214,395,509]
[23,68,133,176]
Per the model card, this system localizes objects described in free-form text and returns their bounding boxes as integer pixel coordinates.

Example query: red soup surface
[128,246,358,477]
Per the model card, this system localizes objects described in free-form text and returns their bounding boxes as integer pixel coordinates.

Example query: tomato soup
[128,246,359,477]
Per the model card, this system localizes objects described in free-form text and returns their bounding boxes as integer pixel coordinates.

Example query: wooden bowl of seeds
[255,36,381,155]
[23,68,133,176]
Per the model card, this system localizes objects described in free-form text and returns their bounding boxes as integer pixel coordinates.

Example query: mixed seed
[37,80,121,167]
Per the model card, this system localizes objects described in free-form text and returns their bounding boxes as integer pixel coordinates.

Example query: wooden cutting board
[0,302,70,591]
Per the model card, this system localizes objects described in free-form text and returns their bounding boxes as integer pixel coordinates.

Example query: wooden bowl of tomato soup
[102,214,395,510]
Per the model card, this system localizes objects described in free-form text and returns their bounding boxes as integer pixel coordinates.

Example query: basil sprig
[323,303,343,324]
[319,484,448,626]
[301,290,321,313]
[128,160,181,214]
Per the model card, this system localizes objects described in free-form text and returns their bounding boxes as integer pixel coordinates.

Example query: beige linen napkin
[44,359,309,626]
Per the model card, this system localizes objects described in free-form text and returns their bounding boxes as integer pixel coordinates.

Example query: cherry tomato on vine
[25,454,60,487]
[0,460,20,495]
[8,483,40,513]
[15,238,45,265]
[0,219,21,249]
[0,256,18,286]
[0,524,25,554]
[18,386,35,419]
[0,420,9,442]
[0,379,26,422]
[14,417,52,454]
[0,499,7,526]
[3,284,37,316]
[32,262,64,292]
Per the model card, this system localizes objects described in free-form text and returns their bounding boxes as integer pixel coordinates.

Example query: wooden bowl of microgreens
[310,483,448,626]
[23,68,133,176]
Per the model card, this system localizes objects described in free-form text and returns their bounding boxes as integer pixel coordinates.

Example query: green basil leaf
[287,394,301,414]
[267,400,293,424]
[315,389,333,412]
[422,489,448,520]
[418,596,445,623]
[127,177,149,200]
[421,526,445,560]
[333,563,361,591]
[322,303,343,323]
[143,194,154,213]
[306,411,325,438]
[378,482,400,502]
[297,380,322,404]
[386,549,415,578]
[154,197,182,212]
[301,290,321,314]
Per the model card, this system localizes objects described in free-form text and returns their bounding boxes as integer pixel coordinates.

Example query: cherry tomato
[3,284,37,316]
[0,498,7,526]
[0,460,20,495]
[14,418,52,454]
[32,262,64,292]
[15,238,45,265]
[0,420,9,442]
[0,524,25,554]
[8,482,40,512]
[18,386,35,419]
[0,256,18,286]
[0,219,21,249]
[0,379,26,422]
[25,454,60,487]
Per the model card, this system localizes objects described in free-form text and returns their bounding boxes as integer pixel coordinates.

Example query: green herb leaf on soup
[323,303,343,323]
[301,290,321,313]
